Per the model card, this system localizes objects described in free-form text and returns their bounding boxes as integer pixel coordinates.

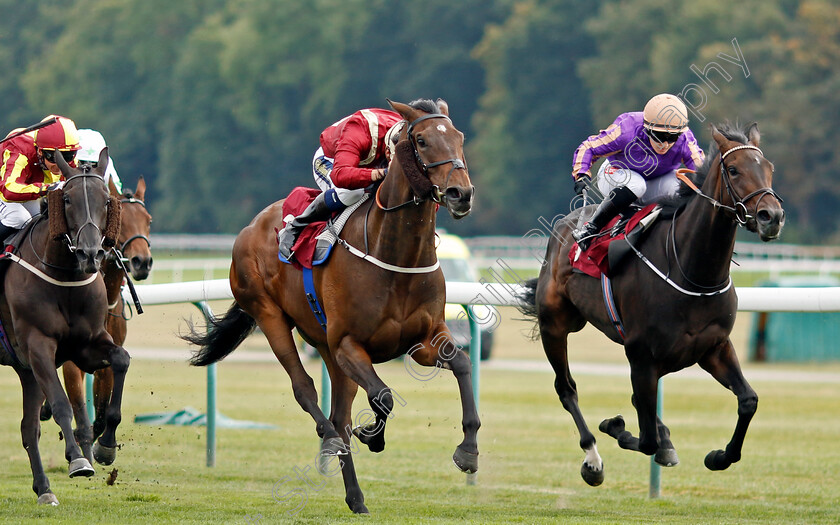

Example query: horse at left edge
[0,147,127,505]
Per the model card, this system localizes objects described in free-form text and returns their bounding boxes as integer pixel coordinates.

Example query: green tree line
[4,0,838,243]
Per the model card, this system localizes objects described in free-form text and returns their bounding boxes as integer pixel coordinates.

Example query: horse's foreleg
[17,368,58,504]
[699,339,757,471]
[91,367,114,440]
[408,325,480,475]
[92,342,130,465]
[626,362,660,456]
[61,362,93,463]
[323,369,368,514]
[25,335,94,478]
[333,336,393,454]
[541,328,603,486]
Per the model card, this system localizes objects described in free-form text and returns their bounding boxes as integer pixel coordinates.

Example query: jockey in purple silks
[570,93,705,250]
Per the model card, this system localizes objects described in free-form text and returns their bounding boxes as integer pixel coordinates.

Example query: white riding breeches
[595,160,680,205]
[0,199,41,228]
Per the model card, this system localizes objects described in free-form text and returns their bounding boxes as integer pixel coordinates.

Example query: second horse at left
[40,176,153,466]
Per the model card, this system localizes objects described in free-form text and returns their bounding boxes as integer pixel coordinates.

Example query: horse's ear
[436,98,449,116]
[108,176,120,197]
[96,147,110,176]
[710,124,729,151]
[55,147,73,176]
[387,99,416,122]
[745,122,760,147]
[135,175,146,200]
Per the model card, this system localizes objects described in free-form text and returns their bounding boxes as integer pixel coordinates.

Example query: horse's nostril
[446,188,463,201]
[756,210,771,223]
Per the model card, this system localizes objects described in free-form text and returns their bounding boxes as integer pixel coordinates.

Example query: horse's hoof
[39,403,52,422]
[37,493,59,506]
[452,446,478,474]
[93,441,117,465]
[655,447,680,467]
[581,462,604,486]
[352,424,385,453]
[704,449,730,471]
[598,415,625,437]
[68,457,95,478]
[349,501,369,514]
[320,437,348,456]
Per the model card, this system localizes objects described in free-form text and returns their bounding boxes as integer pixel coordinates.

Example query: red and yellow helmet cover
[33,115,81,151]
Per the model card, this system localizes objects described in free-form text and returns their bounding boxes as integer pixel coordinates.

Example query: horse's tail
[183,302,257,366]
[516,277,541,341]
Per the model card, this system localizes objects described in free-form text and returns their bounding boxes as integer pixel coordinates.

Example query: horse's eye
[728,166,738,176]
[416,136,426,147]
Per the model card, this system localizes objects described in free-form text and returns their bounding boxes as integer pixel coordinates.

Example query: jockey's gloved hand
[573,176,589,196]
[40,181,64,195]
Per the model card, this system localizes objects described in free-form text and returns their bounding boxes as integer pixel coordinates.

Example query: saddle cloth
[278,187,367,270]
[569,204,658,278]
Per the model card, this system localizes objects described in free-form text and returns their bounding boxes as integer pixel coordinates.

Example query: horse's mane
[407,98,441,114]
[658,121,753,212]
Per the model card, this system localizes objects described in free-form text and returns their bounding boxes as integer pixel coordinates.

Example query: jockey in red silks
[0,115,81,243]
[278,106,403,260]
[571,94,705,251]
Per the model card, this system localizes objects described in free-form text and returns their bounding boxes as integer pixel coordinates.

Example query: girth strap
[601,274,626,343]
[302,268,327,332]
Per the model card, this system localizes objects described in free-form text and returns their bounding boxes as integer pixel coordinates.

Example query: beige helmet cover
[643,94,689,133]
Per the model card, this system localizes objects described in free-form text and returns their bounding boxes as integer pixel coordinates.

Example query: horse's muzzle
[754,206,785,242]
[76,247,106,274]
[129,255,153,280]
[444,185,474,219]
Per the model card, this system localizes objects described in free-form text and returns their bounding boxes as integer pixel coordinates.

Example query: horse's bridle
[115,196,151,260]
[377,112,467,211]
[62,173,111,253]
[677,144,783,226]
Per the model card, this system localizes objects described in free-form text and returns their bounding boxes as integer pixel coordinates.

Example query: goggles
[646,128,682,144]
[41,149,77,163]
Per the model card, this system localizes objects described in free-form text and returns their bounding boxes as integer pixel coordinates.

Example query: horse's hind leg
[408,325,480,474]
[17,368,58,505]
[698,339,757,471]
[600,360,660,456]
[540,324,604,487]
[91,367,114,441]
[92,342,130,466]
[61,362,94,463]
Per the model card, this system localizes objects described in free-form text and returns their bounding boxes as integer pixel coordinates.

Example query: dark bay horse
[0,148,128,505]
[184,99,477,514]
[41,176,152,465]
[519,122,784,487]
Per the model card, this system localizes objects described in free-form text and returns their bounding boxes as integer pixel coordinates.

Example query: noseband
[63,173,110,253]
[677,144,783,226]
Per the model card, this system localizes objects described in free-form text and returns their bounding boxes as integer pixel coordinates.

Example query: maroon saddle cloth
[569,204,658,278]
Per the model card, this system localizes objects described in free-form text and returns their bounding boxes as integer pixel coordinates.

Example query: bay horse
[184,99,478,514]
[519,122,784,487]
[0,147,127,505]
[40,176,152,465]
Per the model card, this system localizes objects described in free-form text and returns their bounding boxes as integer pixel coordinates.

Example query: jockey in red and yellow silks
[0,115,80,242]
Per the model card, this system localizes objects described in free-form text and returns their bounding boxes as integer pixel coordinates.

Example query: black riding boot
[0,223,18,247]
[278,192,337,260]
[572,186,637,251]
